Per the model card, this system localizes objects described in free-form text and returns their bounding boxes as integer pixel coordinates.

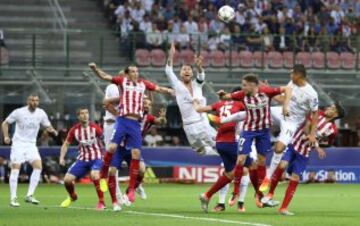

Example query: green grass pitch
[1,183,359,226]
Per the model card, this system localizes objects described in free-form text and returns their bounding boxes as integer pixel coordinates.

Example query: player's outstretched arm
[59,139,70,166]
[1,120,11,144]
[217,90,232,100]
[154,108,167,125]
[46,126,58,137]
[89,62,113,82]
[165,42,180,88]
[195,54,205,83]
[193,99,212,112]
[220,112,246,124]
[154,85,175,96]
[280,86,292,118]
[315,146,326,159]
[103,97,119,116]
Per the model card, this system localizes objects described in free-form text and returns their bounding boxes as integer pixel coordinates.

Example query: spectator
[236,3,247,26]
[183,15,198,34]
[146,22,163,49]
[114,0,130,19]
[38,130,54,147]
[231,24,247,51]
[140,0,153,13]
[118,10,133,38]
[130,1,145,23]
[171,136,182,146]
[218,27,232,51]
[139,14,152,32]
[0,29,6,47]
[204,3,216,21]
[144,127,164,147]
[174,24,191,49]
[302,26,318,51]
[356,116,360,146]
[163,20,176,44]
[330,5,345,25]
[262,26,274,51]
[162,4,174,21]
[209,16,225,34]
[0,156,9,183]
[207,31,220,51]
[246,27,262,52]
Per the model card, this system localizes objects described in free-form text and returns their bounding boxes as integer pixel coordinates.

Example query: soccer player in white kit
[1,94,58,207]
[259,64,319,192]
[165,42,217,155]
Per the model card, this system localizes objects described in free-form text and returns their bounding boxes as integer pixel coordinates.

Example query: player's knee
[275,142,286,153]
[109,167,117,176]
[279,161,288,169]
[32,160,42,170]
[237,155,246,165]
[139,162,146,174]
[90,172,100,180]
[131,149,141,159]
[224,171,233,180]
[257,155,266,165]
[242,167,249,176]
[11,163,21,170]
[291,174,300,181]
[108,143,117,153]
[64,175,74,184]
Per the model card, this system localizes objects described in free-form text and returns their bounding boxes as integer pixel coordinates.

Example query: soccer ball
[218,5,235,23]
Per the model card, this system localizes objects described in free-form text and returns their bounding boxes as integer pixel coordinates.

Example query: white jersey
[103,84,120,121]
[287,81,319,123]
[165,65,206,125]
[5,106,51,143]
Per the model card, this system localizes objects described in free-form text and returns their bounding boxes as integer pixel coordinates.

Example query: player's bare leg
[229,154,246,206]
[278,173,299,216]
[199,171,233,213]
[25,159,42,205]
[90,170,106,211]
[260,142,286,193]
[61,174,78,208]
[99,142,118,192]
[238,169,250,212]
[9,163,21,207]
[127,148,141,203]
[135,161,147,200]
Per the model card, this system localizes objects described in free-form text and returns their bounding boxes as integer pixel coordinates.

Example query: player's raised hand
[4,136,11,145]
[217,90,226,99]
[59,157,65,166]
[89,62,97,71]
[195,55,204,71]
[307,134,317,146]
[316,147,326,159]
[169,42,176,56]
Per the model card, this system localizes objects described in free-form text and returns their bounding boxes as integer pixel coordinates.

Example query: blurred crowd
[0,29,9,65]
[100,0,360,55]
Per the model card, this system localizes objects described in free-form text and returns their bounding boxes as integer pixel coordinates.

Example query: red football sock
[92,179,104,203]
[128,159,140,190]
[134,174,144,189]
[249,168,261,196]
[100,151,114,178]
[257,165,266,187]
[280,180,299,210]
[205,174,231,199]
[108,175,118,204]
[233,164,244,195]
[64,181,76,200]
[269,167,285,195]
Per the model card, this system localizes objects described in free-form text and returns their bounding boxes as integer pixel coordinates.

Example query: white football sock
[218,183,229,204]
[266,152,284,179]
[27,168,42,197]
[239,175,250,202]
[115,172,122,197]
[10,169,20,200]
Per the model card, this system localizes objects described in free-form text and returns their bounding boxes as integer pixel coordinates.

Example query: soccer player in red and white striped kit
[59,107,105,210]
[261,104,345,215]
[89,63,173,204]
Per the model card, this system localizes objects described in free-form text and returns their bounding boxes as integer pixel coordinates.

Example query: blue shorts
[111,117,142,150]
[282,144,309,178]
[110,146,132,170]
[68,159,102,179]
[216,142,238,172]
[216,142,253,172]
[238,129,271,156]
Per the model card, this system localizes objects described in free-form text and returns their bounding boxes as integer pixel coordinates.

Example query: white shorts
[277,119,302,145]
[10,141,41,164]
[183,119,216,151]
[103,122,116,150]
[271,106,283,127]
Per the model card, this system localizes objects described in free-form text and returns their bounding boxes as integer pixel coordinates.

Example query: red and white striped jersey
[292,112,337,157]
[112,75,156,118]
[141,113,156,137]
[231,86,282,131]
[67,122,103,161]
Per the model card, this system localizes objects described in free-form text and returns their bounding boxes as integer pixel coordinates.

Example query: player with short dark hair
[59,108,105,210]
[216,74,291,206]
[261,104,344,215]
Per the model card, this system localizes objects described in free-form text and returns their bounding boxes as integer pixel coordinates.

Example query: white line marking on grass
[39,205,272,226]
